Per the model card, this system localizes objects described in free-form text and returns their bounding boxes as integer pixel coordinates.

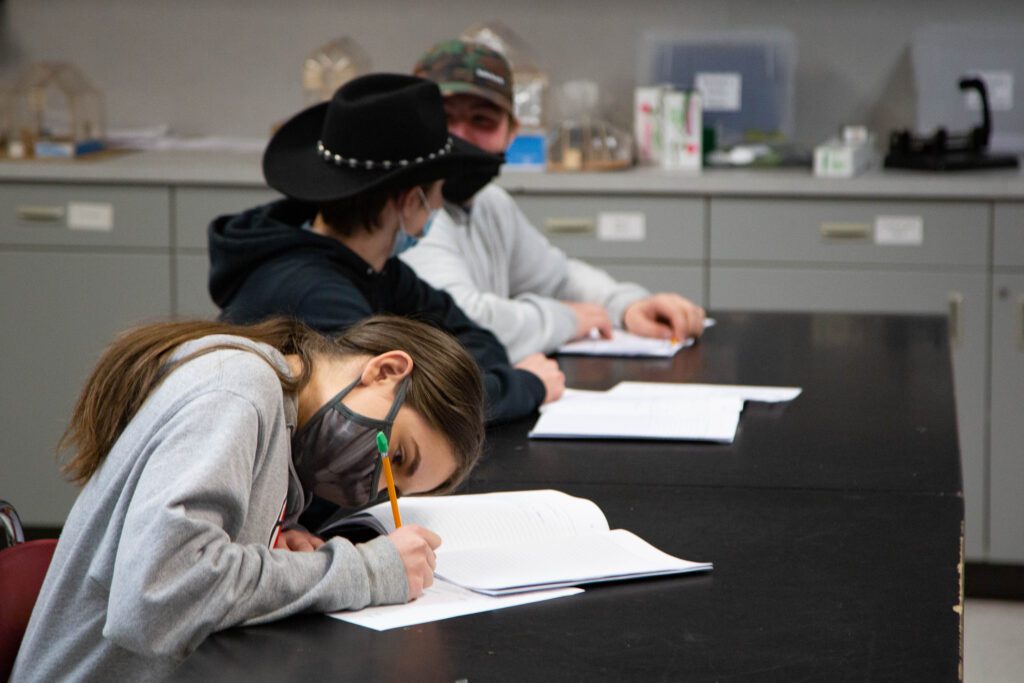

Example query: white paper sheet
[608,381,802,403]
[557,319,716,358]
[529,393,743,442]
[329,580,582,631]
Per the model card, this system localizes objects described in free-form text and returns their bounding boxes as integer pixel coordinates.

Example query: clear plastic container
[912,24,1024,154]
[546,81,632,172]
[461,20,549,130]
[302,37,371,105]
[6,62,104,158]
[638,28,797,146]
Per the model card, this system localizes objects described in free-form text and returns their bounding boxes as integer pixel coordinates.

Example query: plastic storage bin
[638,29,796,146]
[912,24,1024,155]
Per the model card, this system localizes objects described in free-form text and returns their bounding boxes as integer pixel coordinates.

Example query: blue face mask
[391,187,439,257]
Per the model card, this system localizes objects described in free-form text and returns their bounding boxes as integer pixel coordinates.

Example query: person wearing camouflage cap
[402,39,706,363]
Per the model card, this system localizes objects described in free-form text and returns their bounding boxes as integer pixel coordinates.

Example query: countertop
[1,149,1023,200]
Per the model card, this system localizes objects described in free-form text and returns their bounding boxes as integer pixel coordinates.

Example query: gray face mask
[290,373,410,511]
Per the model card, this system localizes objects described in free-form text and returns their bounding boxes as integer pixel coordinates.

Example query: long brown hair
[59,316,485,492]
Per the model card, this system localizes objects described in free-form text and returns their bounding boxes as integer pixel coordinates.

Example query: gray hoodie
[12,336,407,682]
[401,184,649,363]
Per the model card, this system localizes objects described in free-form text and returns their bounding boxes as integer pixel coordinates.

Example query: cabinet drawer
[512,194,704,261]
[0,182,170,248]
[175,186,279,249]
[710,198,988,267]
[994,202,1024,268]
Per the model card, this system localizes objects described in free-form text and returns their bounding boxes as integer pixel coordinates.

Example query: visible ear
[359,350,414,388]
[394,187,420,214]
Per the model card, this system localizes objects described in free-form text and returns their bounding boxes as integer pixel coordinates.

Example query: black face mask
[442,152,505,206]
[290,374,409,512]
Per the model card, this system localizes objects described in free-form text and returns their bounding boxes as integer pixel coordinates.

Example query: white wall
[1,0,1022,146]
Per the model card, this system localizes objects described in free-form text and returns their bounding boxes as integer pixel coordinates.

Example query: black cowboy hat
[263,73,502,203]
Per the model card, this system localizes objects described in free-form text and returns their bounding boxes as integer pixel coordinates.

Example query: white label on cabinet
[597,212,646,242]
[695,72,742,111]
[874,215,923,246]
[67,202,114,231]
[964,70,1014,112]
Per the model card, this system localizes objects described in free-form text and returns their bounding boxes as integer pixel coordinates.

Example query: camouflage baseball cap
[413,39,514,116]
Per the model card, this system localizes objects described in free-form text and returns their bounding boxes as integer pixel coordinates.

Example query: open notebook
[320,489,711,596]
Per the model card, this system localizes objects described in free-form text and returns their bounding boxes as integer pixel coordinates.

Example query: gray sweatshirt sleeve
[403,185,650,362]
[403,199,577,363]
[102,390,407,660]
[560,258,650,329]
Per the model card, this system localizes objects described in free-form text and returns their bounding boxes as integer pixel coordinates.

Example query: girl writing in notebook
[12,316,484,682]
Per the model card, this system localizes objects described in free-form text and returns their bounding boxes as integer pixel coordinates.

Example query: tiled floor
[964,598,1024,682]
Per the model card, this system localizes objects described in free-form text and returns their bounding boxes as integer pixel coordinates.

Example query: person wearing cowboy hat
[400,40,706,363]
[208,73,565,429]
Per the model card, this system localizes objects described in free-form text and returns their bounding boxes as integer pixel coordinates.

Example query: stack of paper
[608,381,802,403]
[529,391,743,442]
[528,382,802,443]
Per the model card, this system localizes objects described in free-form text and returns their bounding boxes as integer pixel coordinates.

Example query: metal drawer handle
[948,292,963,348]
[820,222,871,239]
[1017,295,1024,352]
[16,205,65,222]
[544,217,595,234]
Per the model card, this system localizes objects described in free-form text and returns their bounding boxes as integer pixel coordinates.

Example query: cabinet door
[990,278,1024,562]
[0,252,171,526]
[710,267,987,559]
[176,253,220,319]
[174,186,279,249]
[601,264,705,305]
[172,187,279,317]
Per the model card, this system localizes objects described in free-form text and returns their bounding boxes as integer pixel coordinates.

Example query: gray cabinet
[3,159,1021,564]
[172,186,279,317]
[990,203,1024,562]
[707,197,989,558]
[1,184,172,526]
[512,194,707,305]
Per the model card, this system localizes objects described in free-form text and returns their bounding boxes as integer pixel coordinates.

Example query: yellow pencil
[376,431,402,528]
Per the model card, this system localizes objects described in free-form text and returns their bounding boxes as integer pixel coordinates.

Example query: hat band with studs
[316,137,453,170]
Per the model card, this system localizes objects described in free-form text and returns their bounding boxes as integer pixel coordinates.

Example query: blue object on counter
[505,133,546,170]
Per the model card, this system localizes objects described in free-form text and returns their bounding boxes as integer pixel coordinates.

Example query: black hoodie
[208,199,545,424]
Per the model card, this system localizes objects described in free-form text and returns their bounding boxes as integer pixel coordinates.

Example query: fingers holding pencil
[389,525,442,599]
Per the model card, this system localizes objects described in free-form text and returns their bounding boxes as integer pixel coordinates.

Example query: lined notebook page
[362,490,610,552]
